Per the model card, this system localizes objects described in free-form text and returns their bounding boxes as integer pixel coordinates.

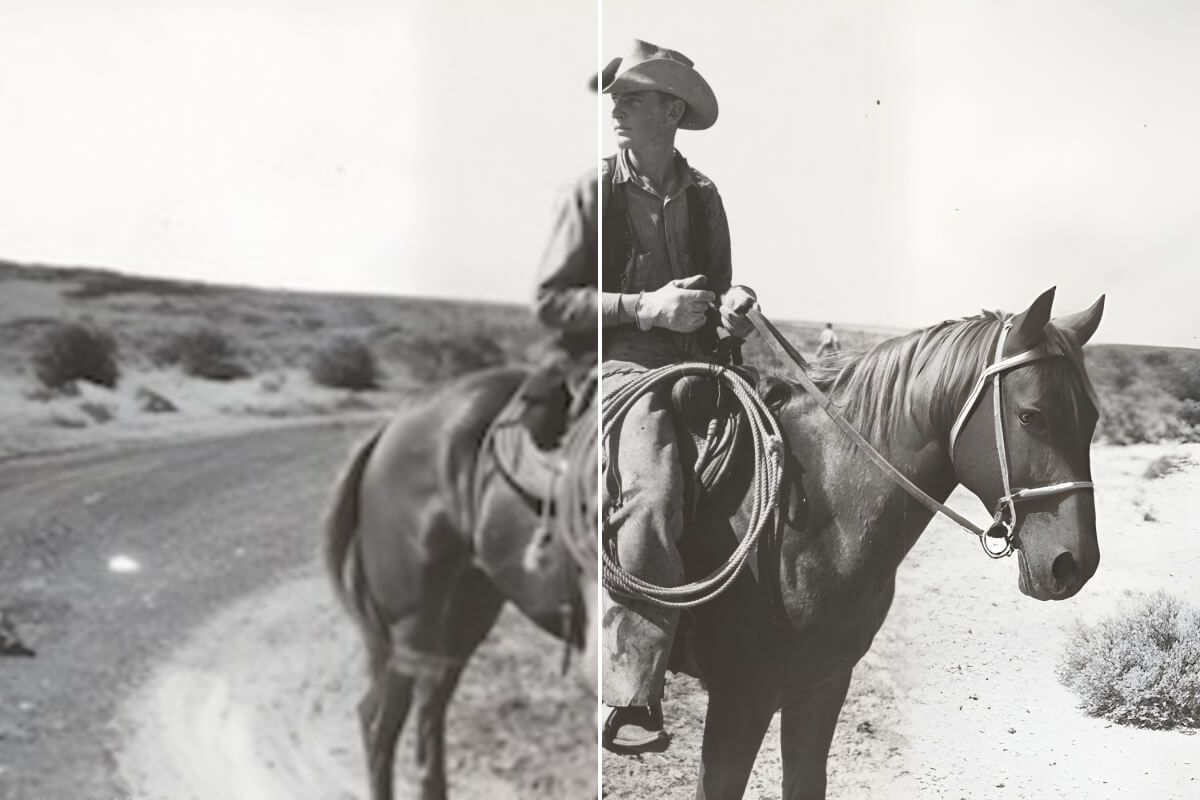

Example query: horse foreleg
[413,566,504,800]
[779,668,852,800]
[695,682,778,800]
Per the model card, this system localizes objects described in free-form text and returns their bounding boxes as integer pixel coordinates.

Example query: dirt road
[0,420,594,799]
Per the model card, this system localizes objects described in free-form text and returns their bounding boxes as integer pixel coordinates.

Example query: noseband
[947,321,1095,558]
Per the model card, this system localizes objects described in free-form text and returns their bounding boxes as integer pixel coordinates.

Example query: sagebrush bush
[155,326,248,381]
[308,336,380,390]
[1143,454,1189,480]
[31,322,120,389]
[1087,346,1200,444]
[1058,592,1200,729]
[394,332,508,383]
[1096,379,1200,444]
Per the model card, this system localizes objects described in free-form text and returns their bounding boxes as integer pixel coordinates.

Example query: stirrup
[602,703,670,754]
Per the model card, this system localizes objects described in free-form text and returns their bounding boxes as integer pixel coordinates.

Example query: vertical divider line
[594,0,605,794]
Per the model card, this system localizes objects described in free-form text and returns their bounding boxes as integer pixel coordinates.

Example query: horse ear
[1052,294,1105,346]
[1004,286,1056,355]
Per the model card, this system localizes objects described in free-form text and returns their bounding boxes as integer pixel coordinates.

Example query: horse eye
[1018,410,1042,426]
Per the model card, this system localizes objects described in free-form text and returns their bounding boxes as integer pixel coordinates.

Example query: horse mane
[776,310,1092,447]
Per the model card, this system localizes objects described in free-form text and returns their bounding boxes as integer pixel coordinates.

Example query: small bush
[1143,454,1189,480]
[31,322,120,389]
[308,337,380,390]
[78,401,114,424]
[155,327,248,381]
[393,332,509,383]
[1095,379,1200,444]
[1058,592,1200,729]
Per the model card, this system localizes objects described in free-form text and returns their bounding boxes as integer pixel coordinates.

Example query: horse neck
[778,317,1001,564]
[781,403,955,567]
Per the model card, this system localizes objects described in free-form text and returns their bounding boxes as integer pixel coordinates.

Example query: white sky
[605,1,1200,348]
[1,2,1197,347]
[0,1,594,307]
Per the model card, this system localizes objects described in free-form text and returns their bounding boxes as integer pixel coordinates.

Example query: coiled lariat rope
[557,395,599,569]
[601,363,786,608]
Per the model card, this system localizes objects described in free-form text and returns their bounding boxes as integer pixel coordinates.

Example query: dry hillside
[1,260,1196,455]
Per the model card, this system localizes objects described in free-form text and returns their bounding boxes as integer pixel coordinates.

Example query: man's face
[610,91,682,150]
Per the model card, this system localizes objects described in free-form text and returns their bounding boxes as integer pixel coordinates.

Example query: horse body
[326,366,595,800]
[671,289,1105,799]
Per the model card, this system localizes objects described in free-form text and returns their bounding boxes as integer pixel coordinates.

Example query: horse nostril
[1052,551,1080,592]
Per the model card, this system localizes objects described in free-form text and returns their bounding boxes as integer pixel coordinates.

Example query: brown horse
[325,365,597,800]
[647,287,1105,798]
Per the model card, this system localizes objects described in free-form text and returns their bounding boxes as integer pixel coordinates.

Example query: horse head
[951,287,1105,600]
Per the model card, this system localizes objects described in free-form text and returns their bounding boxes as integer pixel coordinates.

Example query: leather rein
[748,309,1094,559]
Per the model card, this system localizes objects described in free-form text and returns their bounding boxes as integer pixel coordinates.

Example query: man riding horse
[590,40,757,754]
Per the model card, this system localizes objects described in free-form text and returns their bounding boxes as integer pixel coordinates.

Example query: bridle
[946,320,1096,558]
[747,309,1096,561]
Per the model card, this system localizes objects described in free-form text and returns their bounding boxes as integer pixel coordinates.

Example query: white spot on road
[109,555,141,573]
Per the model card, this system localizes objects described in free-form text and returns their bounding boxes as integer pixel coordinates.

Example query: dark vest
[600,155,716,292]
[601,155,724,357]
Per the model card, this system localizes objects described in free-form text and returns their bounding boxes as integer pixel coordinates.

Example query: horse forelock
[1022,323,1099,442]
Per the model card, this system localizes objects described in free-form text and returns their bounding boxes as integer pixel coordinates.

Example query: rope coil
[558,396,599,569]
[601,363,785,608]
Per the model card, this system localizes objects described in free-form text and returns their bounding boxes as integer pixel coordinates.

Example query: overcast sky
[2,2,1197,347]
[0,0,594,308]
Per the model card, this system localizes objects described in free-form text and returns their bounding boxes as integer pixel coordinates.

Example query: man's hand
[636,275,716,333]
[718,285,758,338]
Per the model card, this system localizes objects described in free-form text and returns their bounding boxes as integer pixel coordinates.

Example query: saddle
[667,365,758,516]
[482,360,598,568]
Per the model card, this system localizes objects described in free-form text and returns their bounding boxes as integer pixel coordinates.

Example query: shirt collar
[613,148,696,199]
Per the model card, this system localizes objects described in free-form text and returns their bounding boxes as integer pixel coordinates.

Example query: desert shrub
[1094,350,1141,392]
[1095,378,1200,444]
[64,271,212,300]
[154,326,248,380]
[308,336,380,390]
[1157,359,1200,404]
[78,401,114,424]
[394,332,509,383]
[1143,454,1189,480]
[1087,346,1200,444]
[1180,399,1200,428]
[30,322,120,389]
[1058,592,1200,729]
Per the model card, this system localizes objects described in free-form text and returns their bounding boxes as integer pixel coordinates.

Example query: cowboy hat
[592,39,718,131]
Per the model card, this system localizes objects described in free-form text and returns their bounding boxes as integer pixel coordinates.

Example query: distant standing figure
[816,322,840,358]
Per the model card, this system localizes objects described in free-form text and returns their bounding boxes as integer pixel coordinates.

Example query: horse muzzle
[1013,492,1100,601]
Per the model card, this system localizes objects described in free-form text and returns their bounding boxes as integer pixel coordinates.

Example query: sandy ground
[604,443,1200,799]
[118,567,596,800]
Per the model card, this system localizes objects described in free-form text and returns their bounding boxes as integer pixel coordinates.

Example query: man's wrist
[632,291,656,331]
[617,292,643,327]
